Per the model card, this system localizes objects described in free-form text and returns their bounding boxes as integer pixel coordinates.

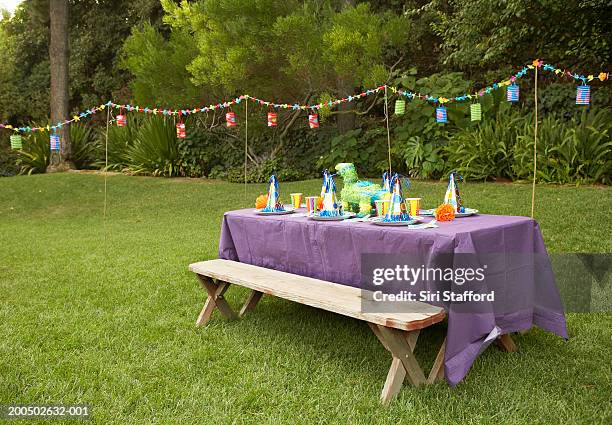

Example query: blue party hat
[383,174,410,222]
[319,173,340,217]
[261,175,285,212]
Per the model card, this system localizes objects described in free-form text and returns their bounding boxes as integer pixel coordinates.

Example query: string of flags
[2,59,609,152]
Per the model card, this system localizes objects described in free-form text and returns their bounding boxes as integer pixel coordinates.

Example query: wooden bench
[189,259,448,403]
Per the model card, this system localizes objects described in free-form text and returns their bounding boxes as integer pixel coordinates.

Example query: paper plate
[310,211,356,221]
[255,207,295,215]
[419,208,479,217]
[370,216,422,226]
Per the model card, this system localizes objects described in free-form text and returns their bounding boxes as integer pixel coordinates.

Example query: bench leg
[427,337,446,384]
[240,290,263,317]
[497,334,517,352]
[370,324,447,404]
[195,274,237,326]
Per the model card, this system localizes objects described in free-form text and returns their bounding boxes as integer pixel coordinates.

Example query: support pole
[384,85,392,175]
[531,67,538,218]
[103,105,110,247]
[244,98,249,206]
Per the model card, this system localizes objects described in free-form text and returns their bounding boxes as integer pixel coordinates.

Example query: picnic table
[218,208,568,386]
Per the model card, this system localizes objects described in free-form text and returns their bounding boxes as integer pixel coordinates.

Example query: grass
[0,173,610,424]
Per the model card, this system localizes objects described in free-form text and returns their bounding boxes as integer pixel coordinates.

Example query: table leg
[497,334,517,352]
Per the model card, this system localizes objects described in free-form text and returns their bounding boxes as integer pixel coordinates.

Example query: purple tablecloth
[218,209,568,386]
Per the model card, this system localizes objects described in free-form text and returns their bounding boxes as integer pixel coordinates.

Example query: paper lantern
[267,112,278,127]
[394,99,406,115]
[176,122,186,139]
[576,85,590,105]
[226,112,236,127]
[470,103,482,121]
[116,114,127,127]
[436,106,447,124]
[10,134,22,150]
[50,135,61,152]
[308,114,319,129]
[507,84,519,102]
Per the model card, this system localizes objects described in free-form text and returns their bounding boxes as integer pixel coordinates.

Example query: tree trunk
[335,77,356,134]
[48,0,73,171]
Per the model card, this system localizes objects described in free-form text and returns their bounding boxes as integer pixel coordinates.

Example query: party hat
[444,172,464,213]
[383,174,410,222]
[381,171,392,192]
[320,169,329,198]
[319,173,340,217]
[261,174,285,212]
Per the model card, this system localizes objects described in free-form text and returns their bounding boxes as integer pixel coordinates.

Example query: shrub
[70,124,99,169]
[513,109,612,184]
[96,119,138,171]
[17,132,50,174]
[444,111,525,181]
[124,116,179,176]
[0,144,20,177]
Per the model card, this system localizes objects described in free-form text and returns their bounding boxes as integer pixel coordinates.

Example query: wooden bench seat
[189,259,447,403]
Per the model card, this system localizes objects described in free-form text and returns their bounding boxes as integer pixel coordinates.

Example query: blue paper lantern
[436,106,447,124]
[576,85,590,105]
[50,134,61,152]
[507,84,519,102]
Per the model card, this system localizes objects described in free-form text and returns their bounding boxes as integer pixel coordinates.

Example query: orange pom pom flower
[435,203,456,221]
[255,194,269,209]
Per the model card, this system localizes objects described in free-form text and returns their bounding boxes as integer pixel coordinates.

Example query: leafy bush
[124,116,179,176]
[0,144,20,177]
[17,132,50,175]
[513,109,612,184]
[400,136,445,179]
[316,128,388,176]
[97,119,138,171]
[70,124,99,169]
[444,111,525,180]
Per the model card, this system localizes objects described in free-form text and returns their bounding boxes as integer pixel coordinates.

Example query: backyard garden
[0,0,611,423]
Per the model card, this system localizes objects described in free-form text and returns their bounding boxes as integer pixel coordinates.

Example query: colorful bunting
[0,60,608,133]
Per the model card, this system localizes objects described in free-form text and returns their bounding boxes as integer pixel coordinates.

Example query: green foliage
[0,142,20,177]
[401,136,445,179]
[120,23,201,106]
[513,110,612,185]
[124,116,179,176]
[444,111,524,181]
[98,121,138,171]
[435,0,610,69]
[316,128,388,176]
[69,124,99,169]
[17,131,50,175]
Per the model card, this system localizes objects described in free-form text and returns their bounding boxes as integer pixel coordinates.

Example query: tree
[48,0,71,170]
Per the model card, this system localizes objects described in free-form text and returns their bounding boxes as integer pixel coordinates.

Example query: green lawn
[1,173,610,424]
